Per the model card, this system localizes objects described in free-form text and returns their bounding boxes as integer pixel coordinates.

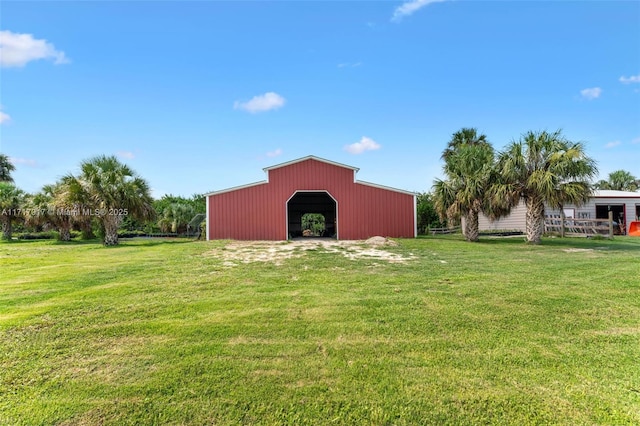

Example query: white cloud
[344,136,381,154]
[266,148,282,158]
[0,30,69,68]
[392,0,449,22]
[631,137,640,145]
[0,109,10,124]
[116,151,135,160]
[580,87,602,100]
[619,74,640,84]
[234,92,286,113]
[604,141,621,149]
[9,157,38,167]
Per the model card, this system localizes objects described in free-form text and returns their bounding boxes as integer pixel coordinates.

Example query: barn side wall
[477,196,640,235]
[546,196,640,235]
[478,200,527,232]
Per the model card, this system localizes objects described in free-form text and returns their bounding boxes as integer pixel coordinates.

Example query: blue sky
[1,0,639,197]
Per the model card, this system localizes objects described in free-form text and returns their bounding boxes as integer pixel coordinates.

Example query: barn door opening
[596,204,625,235]
[287,191,337,239]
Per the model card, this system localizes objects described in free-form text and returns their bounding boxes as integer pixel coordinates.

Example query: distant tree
[190,193,206,214]
[491,130,597,244]
[433,128,499,242]
[59,174,96,239]
[26,181,77,241]
[0,154,15,183]
[158,202,196,234]
[153,194,205,233]
[416,192,445,234]
[0,182,25,240]
[594,170,639,192]
[301,213,325,236]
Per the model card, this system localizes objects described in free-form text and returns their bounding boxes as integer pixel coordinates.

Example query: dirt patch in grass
[205,238,414,266]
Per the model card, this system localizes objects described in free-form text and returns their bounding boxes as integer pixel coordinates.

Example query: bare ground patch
[205,238,414,266]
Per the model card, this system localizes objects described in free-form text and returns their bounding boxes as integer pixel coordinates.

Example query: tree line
[0,154,205,245]
[2,138,638,245]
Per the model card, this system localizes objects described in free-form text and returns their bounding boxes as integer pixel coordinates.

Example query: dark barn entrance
[287,191,337,239]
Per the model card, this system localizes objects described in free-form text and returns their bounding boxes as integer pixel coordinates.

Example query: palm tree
[75,155,155,245]
[158,202,195,234]
[433,128,498,242]
[27,182,76,241]
[58,174,96,239]
[491,130,597,244]
[0,182,24,240]
[441,127,491,160]
[0,154,15,183]
[594,170,639,192]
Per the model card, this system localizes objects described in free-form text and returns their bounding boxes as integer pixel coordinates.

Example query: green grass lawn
[1,235,640,425]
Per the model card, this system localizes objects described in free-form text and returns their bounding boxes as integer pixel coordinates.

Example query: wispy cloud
[580,87,602,100]
[344,136,381,155]
[337,62,362,68]
[631,137,640,145]
[116,151,135,160]
[619,74,640,84]
[234,92,286,113]
[0,30,69,68]
[0,107,10,124]
[604,141,621,149]
[266,148,282,158]
[392,0,449,22]
[9,157,38,167]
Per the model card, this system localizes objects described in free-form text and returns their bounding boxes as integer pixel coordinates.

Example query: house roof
[263,155,360,173]
[593,189,640,198]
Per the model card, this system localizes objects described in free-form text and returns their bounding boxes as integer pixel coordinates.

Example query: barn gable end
[206,156,416,240]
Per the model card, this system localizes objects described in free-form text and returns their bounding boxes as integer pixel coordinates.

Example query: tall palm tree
[594,170,639,192]
[441,127,491,160]
[75,155,155,245]
[433,128,498,242]
[0,154,15,183]
[491,130,597,244]
[0,182,24,240]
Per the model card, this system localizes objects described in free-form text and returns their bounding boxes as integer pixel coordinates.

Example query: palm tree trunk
[102,214,121,246]
[464,210,480,242]
[525,197,545,244]
[1,217,12,240]
[58,218,72,241]
[80,218,94,240]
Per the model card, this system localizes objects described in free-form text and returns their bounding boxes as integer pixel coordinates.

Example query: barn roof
[592,189,640,198]
[263,155,359,173]
[205,155,416,197]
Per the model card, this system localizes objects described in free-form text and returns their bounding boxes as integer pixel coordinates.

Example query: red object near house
[206,156,416,240]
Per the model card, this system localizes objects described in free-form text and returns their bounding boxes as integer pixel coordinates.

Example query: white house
[477,190,640,235]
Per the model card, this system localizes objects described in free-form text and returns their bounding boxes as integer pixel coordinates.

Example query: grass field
[1,235,640,425]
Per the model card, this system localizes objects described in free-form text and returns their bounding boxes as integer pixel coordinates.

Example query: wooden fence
[545,211,614,238]
[428,226,461,235]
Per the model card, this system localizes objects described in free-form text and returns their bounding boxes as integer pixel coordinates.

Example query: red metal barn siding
[208,158,415,240]
[208,184,285,240]
[339,183,415,240]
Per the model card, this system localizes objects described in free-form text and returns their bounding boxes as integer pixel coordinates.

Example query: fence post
[608,211,613,238]
[560,210,565,238]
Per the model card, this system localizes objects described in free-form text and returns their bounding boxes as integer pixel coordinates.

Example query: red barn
[206,156,416,240]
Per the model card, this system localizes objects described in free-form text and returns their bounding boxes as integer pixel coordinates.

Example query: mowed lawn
[1,236,639,425]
